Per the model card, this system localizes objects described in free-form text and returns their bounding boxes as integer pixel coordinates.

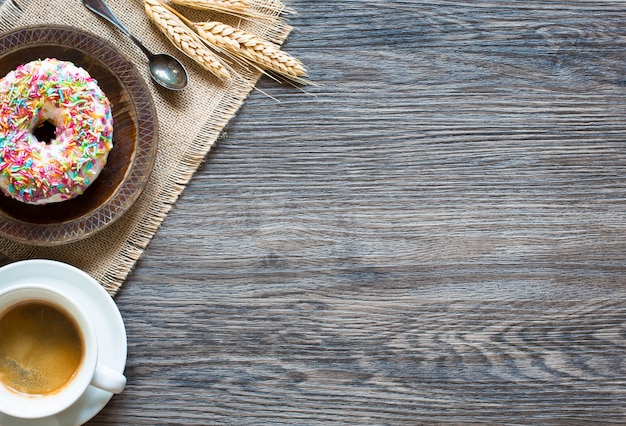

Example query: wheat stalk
[143,0,231,80]
[193,21,306,80]
[171,0,250,12]
[170,0,289,24]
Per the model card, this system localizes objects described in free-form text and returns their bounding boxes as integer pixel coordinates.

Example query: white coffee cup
[0,283,126,419]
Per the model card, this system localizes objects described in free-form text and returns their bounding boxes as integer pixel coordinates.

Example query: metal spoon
[83,0,188,91]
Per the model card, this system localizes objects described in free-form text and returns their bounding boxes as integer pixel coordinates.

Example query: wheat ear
[194,21,307,79]
[143,0,230,80]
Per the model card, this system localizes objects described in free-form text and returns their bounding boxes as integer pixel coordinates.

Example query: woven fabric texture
[0,0,289,294]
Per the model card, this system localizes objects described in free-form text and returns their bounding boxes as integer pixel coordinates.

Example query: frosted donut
[0,58,113,205]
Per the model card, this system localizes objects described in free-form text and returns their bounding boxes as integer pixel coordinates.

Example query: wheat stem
[171,0,250,12]
[170,0,288,23]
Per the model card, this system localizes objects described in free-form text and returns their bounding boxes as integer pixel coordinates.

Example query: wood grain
[8,0,626,423]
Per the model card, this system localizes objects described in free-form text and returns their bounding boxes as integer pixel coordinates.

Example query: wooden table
[13,1,626,423]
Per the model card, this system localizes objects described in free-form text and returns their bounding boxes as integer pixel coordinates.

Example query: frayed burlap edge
[0,0,291,295]
[0,0,26,32]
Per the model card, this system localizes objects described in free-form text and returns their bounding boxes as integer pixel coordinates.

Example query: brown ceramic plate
[0,25,158,246]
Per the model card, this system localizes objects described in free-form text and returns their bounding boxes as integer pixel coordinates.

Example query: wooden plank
[8,0,626,423]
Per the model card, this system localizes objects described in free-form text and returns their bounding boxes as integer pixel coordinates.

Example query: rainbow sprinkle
[0,58,113,204]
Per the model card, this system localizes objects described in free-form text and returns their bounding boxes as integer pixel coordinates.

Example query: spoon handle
[83,0,153,58]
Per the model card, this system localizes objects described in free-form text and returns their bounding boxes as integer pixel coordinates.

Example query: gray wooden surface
[38,0,626,423]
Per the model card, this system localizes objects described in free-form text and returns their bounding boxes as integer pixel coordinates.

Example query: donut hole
[32,120,57,144]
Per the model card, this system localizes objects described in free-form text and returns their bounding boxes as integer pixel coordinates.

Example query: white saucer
[0,259,127,426]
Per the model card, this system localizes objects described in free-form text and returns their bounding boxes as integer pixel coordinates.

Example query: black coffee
[0,301,84,396]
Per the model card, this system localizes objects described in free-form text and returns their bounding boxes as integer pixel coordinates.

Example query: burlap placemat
[0,0,290,295]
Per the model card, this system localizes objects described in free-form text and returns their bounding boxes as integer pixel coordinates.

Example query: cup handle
[91,364,126,394]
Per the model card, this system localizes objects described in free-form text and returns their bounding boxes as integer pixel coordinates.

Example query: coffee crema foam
[0,300,84,396]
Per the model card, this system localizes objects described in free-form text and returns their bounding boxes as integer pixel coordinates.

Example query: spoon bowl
[83,0,188,91]
[149,54,188,91]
